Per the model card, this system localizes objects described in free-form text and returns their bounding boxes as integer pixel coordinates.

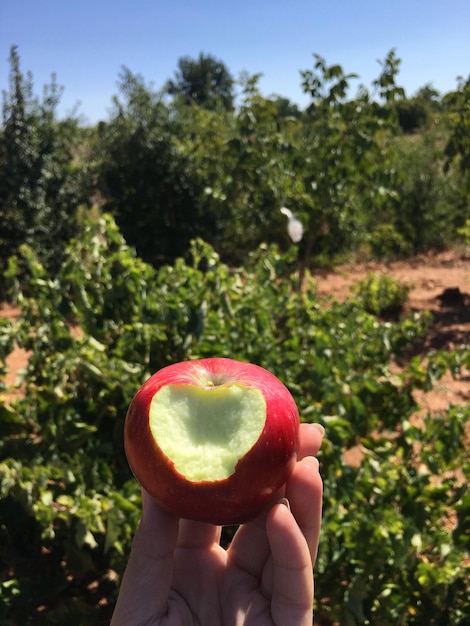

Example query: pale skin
[111,422,324,626]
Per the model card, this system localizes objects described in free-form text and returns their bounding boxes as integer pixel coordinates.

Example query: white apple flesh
[124,357,300,525]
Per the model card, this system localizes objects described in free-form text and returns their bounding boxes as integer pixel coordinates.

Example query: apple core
[149,383,266,482]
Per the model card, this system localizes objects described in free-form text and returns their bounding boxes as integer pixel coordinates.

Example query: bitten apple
[124,357,300,525]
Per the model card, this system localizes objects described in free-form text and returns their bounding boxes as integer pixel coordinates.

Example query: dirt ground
[311,247,470,370]
[310,248,470,466]
[2,248,469,413]
[313,248,470,351]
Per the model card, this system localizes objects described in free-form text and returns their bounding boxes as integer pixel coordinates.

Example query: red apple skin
[124,357,300,525]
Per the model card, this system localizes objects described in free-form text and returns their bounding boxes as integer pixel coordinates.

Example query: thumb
[111,490,179,625]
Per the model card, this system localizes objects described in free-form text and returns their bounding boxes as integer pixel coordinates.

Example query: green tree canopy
[0,46,88,294]
[95,68,224,267]
[444,74,470,193]
[166,52,235,110]
[415,82,441,108]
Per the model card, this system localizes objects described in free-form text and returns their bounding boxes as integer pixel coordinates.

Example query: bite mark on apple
[148,383,266,482]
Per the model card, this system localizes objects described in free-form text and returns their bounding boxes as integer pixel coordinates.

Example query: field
[314,249,470,391]
[1,242,469,625]
[3,248,469,396]
[2,249,469,472]
[2,44,470,624]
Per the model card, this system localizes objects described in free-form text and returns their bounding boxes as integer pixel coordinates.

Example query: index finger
[225,422,324,578]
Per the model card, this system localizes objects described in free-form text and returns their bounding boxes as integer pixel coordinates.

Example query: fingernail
[312,423,325,437]
[303,455,320,470]
[277,497,291,511]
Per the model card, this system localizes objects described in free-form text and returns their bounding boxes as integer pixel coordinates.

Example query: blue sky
[1,0,469,124]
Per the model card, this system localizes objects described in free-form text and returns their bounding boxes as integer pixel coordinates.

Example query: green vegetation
[1,46,469,624]
[353,272,410,316]
[0,47,89,296]
[1,45,469,286]
[165,52,235,110]
[1,218,468,624]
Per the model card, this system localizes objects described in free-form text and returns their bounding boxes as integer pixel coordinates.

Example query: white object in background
[280,207,304,243]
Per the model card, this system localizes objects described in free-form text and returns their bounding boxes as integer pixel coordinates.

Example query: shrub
[369,223,413,261]
[353,272,410,316]
[0,216,468,624]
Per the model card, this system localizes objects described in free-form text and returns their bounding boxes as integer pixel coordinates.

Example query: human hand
[111,422,324,626]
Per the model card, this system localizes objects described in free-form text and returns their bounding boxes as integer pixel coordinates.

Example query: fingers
[110,490,179,625]
[227,427,324,579]
[226,509,272,577]
[177,517,222,549]
[266,501,315,626]
[265,453,323,626]
[298,422,324,459]
[285,455,323,566]
[112,424,324,626]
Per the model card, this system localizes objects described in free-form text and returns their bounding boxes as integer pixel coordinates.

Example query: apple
[124,357,300,525]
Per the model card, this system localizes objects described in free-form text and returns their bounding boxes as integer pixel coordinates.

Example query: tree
[393,97,430,133]
[0,46,87,293]
[415,83,441,109]
[372,48,406,103]
[95,68,213,267]
[445,74,470,193]
[270,95,302,119]
[296,52,403,271]
[392,84,442,134]
[392,132,458,254]
[166,53,234,110]
[197,73,303,263]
